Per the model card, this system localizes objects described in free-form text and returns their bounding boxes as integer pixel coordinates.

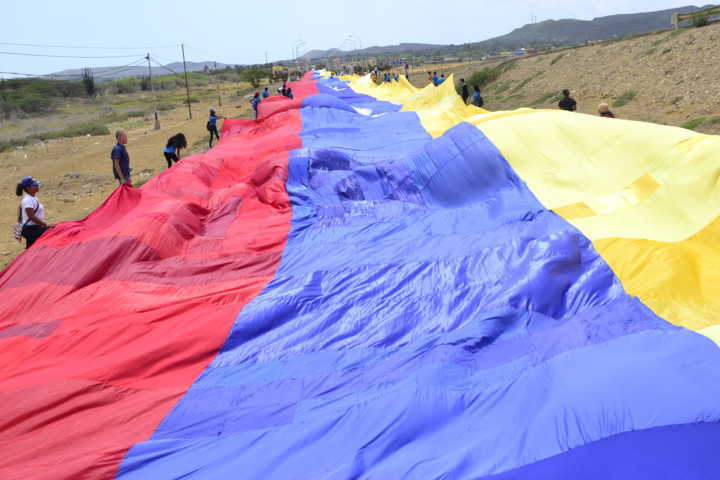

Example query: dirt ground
[0,84,260,269]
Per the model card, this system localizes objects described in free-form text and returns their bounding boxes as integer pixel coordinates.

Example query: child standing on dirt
[111,130,131,185]
[207,109,224,148]
[14,176,50,249]
[163,133,187,168]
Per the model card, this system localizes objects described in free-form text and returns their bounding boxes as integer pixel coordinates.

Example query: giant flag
[1,71,719,479]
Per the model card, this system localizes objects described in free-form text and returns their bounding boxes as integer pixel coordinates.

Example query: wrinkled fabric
[2,72,720,480]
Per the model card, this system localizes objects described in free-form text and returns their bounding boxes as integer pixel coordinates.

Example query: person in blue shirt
[207,108,225,148]
[432,71,439,86]
[262,87,270,99]
[437,74,446,85]
[471,85,484,107]
[163,133,187,168]
[251,92,261,119]
[111,130,131,185]
[284,87,293,99]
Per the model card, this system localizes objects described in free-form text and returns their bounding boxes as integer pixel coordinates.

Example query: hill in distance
[49,61,229,82]
[300,4,716,61]
[300,43,444,60]
[472,4,716,50]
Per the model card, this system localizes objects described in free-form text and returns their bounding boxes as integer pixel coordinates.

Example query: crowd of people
[12,75,618,250]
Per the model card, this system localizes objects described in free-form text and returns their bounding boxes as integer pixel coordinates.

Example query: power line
[0,50,143,59]
[92,59,149,78]
[149,58,179,75]
[0,58,148,79]
[0,41,178,50]
[151,53,181,66]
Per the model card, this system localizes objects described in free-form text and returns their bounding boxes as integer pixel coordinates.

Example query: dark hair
[563,89,570,96]
[474,85,480,92]
[166,133,187,150]
[460,78,465,82]
[15,183,25,197]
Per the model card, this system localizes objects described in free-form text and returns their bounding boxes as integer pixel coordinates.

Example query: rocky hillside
[466,23,720,134]
[472,5,715,50]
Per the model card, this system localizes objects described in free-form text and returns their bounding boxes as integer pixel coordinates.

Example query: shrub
[693,15,710,28]
[550,54,564,66]
[17,93,56,114]
[241,67,270,88]
[0,138,31,153]
[157,103,175,111]
[114,78,139,94]
[31,122,110,141]
[126,110,146,118]
[681,116,720,131]
[468,67,501,89]
[612,90,637,107]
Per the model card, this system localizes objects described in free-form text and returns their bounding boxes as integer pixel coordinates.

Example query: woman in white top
[15,176,49,248]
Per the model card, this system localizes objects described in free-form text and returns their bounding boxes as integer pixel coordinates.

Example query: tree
[81,68,95,97]
[241,67,269,88]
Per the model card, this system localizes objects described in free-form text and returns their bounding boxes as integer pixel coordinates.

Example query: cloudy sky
[1,0,702,75]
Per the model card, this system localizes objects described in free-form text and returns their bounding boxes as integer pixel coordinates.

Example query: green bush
[241,67,269,88]
[157,103,175,111]
[693,15,710,28]
[681,116,720,131]
[126,110,146,118]
[30,122,110,141]
[114,78,139,94]
[17,93,57,114]
[612,90,637,107]
[467,67,501,89]
[0,138,31,153]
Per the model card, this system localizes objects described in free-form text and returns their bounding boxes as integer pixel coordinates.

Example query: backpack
[13,200,39,242]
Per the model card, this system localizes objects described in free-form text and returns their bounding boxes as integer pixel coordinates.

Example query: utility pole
[265,51,269,64]
[216,79,222,107]
[181,43,192,119]
[146,53,160,130]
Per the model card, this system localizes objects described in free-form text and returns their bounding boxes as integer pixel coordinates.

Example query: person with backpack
[207,108,225,148]
[163,133,188,168]
[14,176,50,249]
[471,85,484,107]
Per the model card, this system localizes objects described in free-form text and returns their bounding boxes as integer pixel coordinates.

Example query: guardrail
[672,5,720,28]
